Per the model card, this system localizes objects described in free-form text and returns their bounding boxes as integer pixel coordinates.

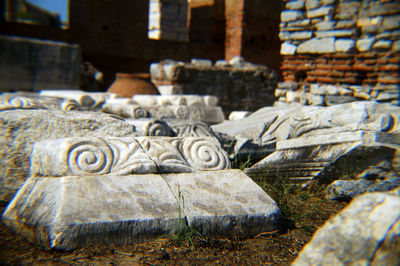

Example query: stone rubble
[293,188,400,265]
[0,91,282,251]
[213,101,400,187]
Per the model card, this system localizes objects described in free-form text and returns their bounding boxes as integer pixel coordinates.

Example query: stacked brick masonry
[278,0,400,105]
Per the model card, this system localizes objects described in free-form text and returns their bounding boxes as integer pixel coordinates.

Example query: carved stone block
[30,137,230,177]
[2,170,281,251]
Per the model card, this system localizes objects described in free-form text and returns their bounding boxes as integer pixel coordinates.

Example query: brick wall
[277,0,400,106]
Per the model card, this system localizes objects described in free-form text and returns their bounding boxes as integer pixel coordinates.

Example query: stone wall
[278,0,400,106]
[150,58,277,115]
[0,0,226,88]
[148,0,189,41]
[0,35,80,91]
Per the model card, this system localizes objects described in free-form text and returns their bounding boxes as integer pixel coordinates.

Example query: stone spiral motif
[175,106,190,119]
[0,96,37,111]
[133,106,148,118]
[181,138,230,171]
[31,137,230,177]
[146,121,171,136]
[67,139,114,175]
[60,100,79,111]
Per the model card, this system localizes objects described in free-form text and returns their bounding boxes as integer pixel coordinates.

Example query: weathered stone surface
[0,94,81,111]
[326,159,400,200]
[0,109,136,202]
[297,37,335,53]
[393,40,400,52]
[315,21,335,31]
[281,10,304,22]
[373,39,393,50]
[229,111,251,121]
[293,190,400,265]
[39,90,95,108]
[2,170,281,251]
[144,105,225,124]
[287,19,311,27]
[305,0,321,10]
[306,6,333,18]
[101,103,149,119]
[31,136,230,177]
[190,59,212,67]
[125,118,172,136]
[383,15,400,30]
[335,39,355,52]
[315,29,354,38]
[162,170,282,237]
[163,119,219,138]
[0,35,80,91]
[280,31,313,41]
[104,98,135,105]
[286,0,305,10]
[157,85,183,95]
[132,95,218,107]
[240,102,400,183]
[102,101,225,124]
[281,42,297,55]
[356,37,376,52]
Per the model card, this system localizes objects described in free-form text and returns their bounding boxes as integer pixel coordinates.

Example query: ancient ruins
[0,0,399,264]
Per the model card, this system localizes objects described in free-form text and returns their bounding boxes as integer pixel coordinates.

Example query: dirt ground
[0,178,347,265]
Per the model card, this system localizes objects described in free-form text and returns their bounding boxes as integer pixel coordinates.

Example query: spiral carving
[181,138,229,171]
[147,122,171,136]
[67,139,114,175]
[60,100,79,111]
[176,106,189,119]
[133,106,148,118]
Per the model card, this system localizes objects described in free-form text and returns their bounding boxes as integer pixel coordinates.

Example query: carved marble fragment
[31,136,231,177]
[2,170,281,251]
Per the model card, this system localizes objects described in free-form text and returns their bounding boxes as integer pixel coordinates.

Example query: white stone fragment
[105,98,135,105]
[356,37,376,52]
[281,10,304,22]
[326,85,340,95]
[373,39,393,50]
[281,42,297,55]
[297,37,335,53]
[132,95,218,107]
[191,59,212,67]
[305,0,321,10]
[306,6,333,18]
[293,191,400,265]
[315,21,336,30]
[275,88,286,98]
[315,29,354,38]
[335,39,355,52]
[383,15,400,30]
[229,111,251,121]
[393,40,400,52]
[286,0,305,10]
[157,85,183,95]
[101,103,149,119]
[287,19,311,27]
[39,90,95,107]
